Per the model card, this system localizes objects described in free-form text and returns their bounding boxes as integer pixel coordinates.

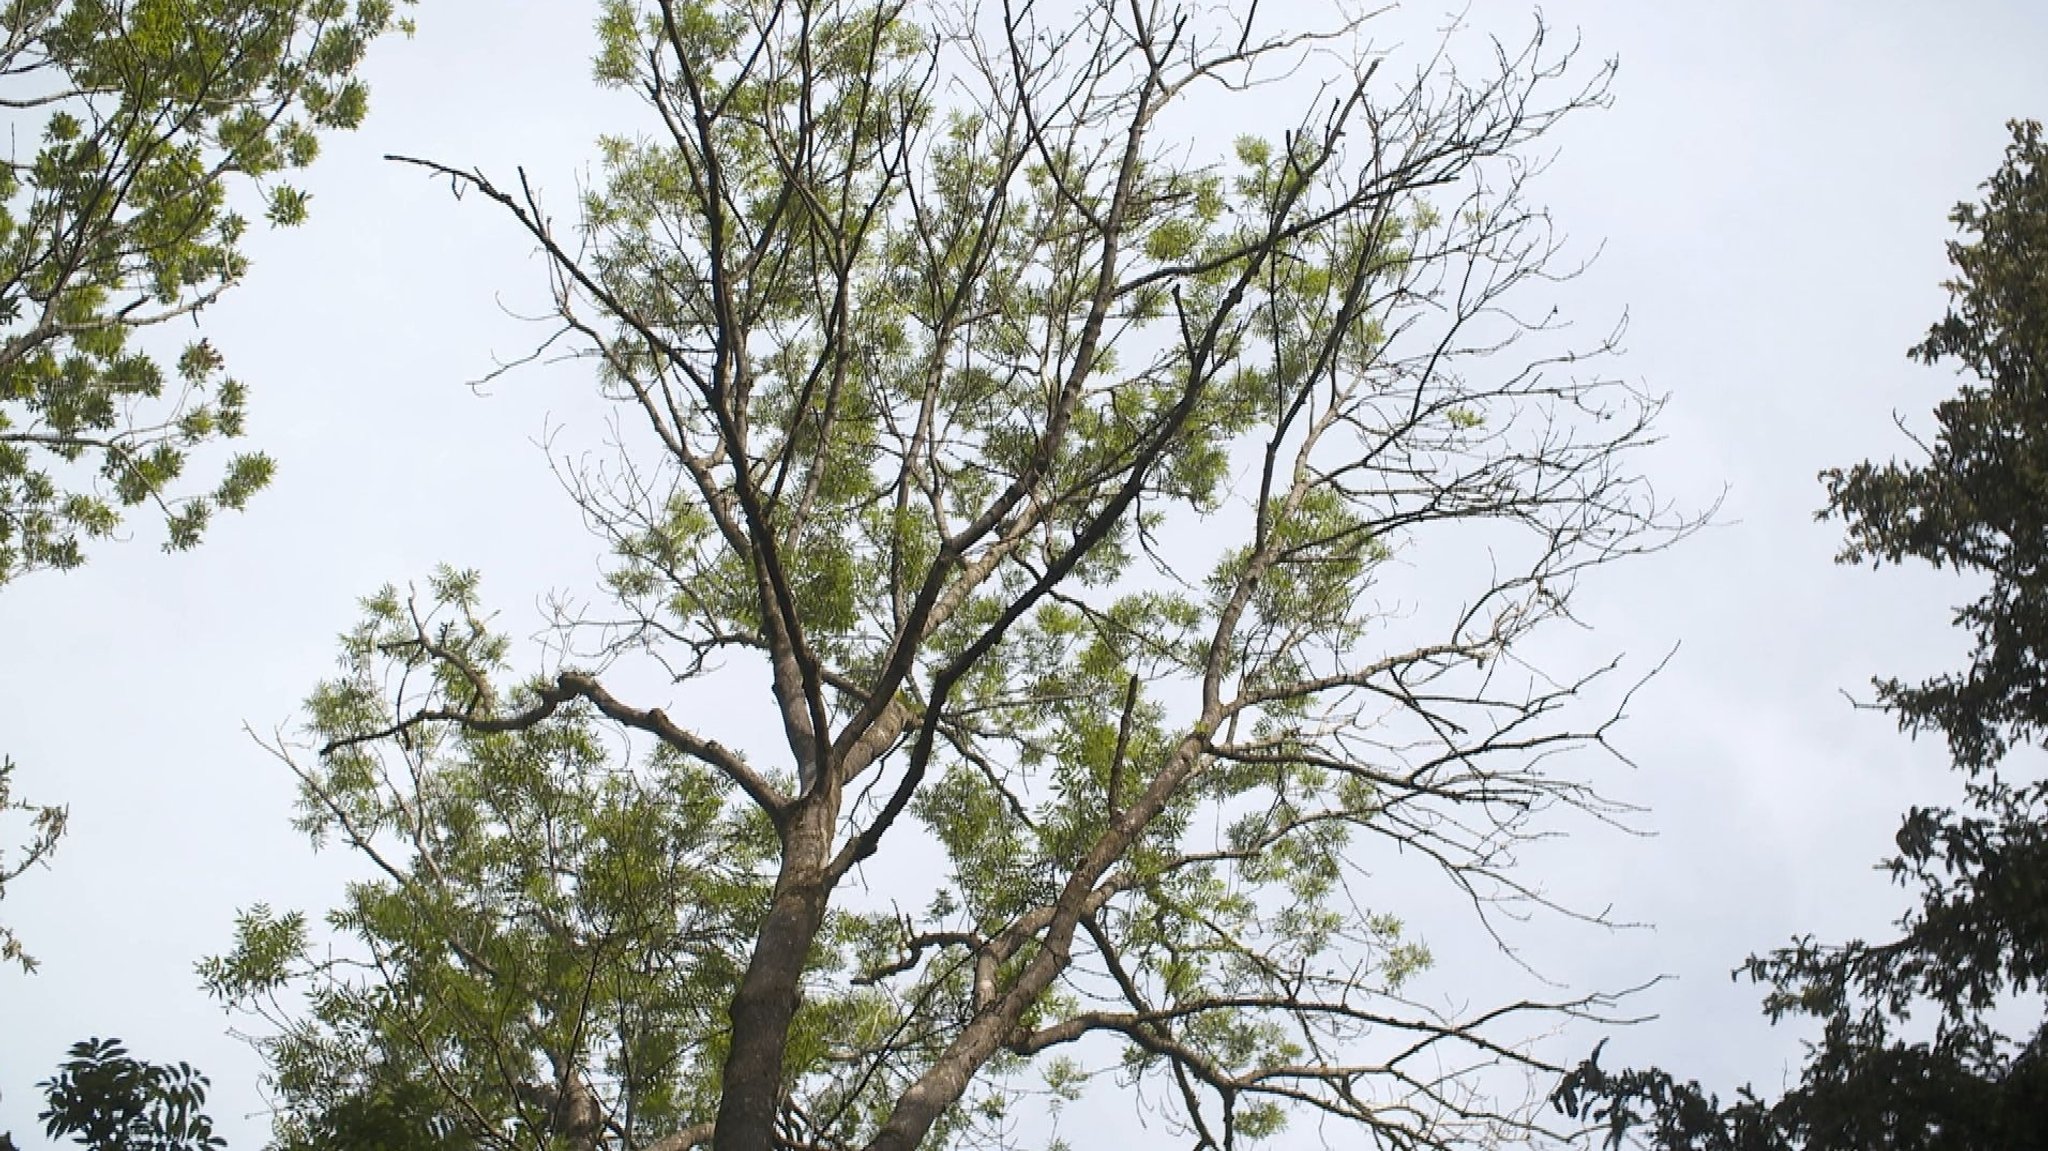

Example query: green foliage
[31,1038,225,1151]
[1557,119,2048,1151]
[0,3,411,1108]
[1825,118,2048,773]
[0,0,414,584]
[205,572,779,1151]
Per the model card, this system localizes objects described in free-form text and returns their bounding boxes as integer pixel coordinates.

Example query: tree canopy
[1554,118,2048,1151]
[14,1038,228,1151]
[204,3,1683,1150]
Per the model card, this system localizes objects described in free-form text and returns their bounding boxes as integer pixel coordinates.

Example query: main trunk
[713,807,834,1151]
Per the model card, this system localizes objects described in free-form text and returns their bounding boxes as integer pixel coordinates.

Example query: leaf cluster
[204,573,784,1151]
[27,1038,225,1151]
[0,0,413,583]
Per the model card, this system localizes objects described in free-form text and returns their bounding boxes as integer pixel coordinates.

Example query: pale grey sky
[3,2,2045,1147]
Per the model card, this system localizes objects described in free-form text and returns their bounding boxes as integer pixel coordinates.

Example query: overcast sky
[3,2,2046,1147]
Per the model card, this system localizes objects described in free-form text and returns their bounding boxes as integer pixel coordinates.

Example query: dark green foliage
[31,1038,225,1151]
[1825,119,2048,773]
[1555,119,2048,1151]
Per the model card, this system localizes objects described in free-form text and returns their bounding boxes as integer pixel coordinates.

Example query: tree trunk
[712,803,835,1151]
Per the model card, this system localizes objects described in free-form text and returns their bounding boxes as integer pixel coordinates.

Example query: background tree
[0,0,415,964]
[6,1038,228,1151]
[1554,119,2048,1151]
[209,3,1682,1150]
[0,0,416,1136]
[0,0,415,585]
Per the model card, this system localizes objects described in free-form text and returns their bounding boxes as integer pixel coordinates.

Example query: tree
[0,0,416,585]
[0,0,415,967]
[208,3,1680,1149]
[0,3,415,1139]
[1553,119,2048,1151]
[12,1038,228,1151]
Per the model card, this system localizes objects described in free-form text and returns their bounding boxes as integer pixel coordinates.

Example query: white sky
[3,1,2046,1146]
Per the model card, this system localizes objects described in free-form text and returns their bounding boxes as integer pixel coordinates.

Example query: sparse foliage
[0,756,68,971]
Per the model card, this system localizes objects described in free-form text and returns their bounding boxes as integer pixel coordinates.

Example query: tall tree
[1553,119,2048,1151]
[209,3,1681,1150]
